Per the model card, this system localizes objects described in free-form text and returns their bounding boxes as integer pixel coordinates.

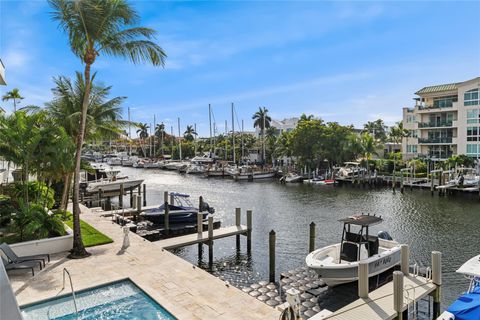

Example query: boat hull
[86,179,144,193]
[233,172,276,181]
[141,206,207,224]
[306,243,401,287]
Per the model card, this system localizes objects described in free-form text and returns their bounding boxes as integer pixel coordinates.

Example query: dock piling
[143,184,146,206]
[136,194,142,213]
[309,222,316,253]
[164,191,169,204]
[129,189,133,207]
[235,208,241,250]
[358,261,369,299]
[432,251,442,318]
[401,244,409,275]
[132,195,137,210]
[98,188,103,209]
[208,216,214,268]
[170,193,174,206]
[246,210,252,253]
[119,183,124,208]
[393,270,404,320]
[164,202,170,236]
[269,230,276,283]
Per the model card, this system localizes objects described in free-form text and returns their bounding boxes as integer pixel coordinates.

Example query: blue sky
[1,1,479,137]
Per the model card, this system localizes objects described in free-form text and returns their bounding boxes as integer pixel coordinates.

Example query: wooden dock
[155,225,248,249]
[313,275,436,320]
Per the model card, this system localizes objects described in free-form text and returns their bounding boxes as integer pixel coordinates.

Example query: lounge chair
[1,256,41,276]
[0,243,50,268]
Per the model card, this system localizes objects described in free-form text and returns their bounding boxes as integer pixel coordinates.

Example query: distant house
[255,117,299,137]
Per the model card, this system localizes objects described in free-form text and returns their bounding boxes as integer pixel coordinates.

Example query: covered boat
[141,193,215,224]
[306,214,401,287]
[438,254,480,320]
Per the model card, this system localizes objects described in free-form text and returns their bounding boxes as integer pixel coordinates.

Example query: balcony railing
[418,121,453,128]
[418,137,453,144]
[418,104,454,110]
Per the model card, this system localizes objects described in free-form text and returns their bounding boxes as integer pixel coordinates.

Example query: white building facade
[402,77,480,160]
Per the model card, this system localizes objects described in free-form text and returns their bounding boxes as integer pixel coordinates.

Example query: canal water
[119,167,479,309]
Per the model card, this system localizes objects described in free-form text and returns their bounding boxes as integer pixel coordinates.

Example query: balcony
[418,121,453,128]
[418,137,454,144]
[0,59,5,85]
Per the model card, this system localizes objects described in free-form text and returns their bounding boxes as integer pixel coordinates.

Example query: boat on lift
[438,255,480,320]
[306,214,401,287]
[338,162,367,178]
[140,193,215,224]
[280,173,303,183]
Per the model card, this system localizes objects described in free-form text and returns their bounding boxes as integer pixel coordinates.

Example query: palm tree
[46,72,129,210]
[49,0,166,258]
[155,123,165,156]
[389,122,409,188]
[2,88,24,112]
[359,132,378,175]
[252,107,271,163]
[183,125,197,142]
[137,123,149,156]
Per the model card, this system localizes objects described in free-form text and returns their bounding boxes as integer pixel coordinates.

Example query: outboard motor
[377,231,393,241]
[200,201,215,214]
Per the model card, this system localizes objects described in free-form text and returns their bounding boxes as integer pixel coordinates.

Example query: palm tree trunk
[60,172,71,211]
[69,62,92,259]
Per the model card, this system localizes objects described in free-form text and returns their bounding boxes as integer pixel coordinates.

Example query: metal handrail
[62,268,79,316]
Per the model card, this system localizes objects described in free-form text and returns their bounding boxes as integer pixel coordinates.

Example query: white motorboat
[281,173,303,183]
[438,254,480,320]
[232,168,276,181]
[306,214,401,287]
[143,161,163,169]
[338,162,367,178]
[86,178,144,193]
[191,153,215,164]
[186,163,206,174]
[163,161,186,170]
[448,168,480,188]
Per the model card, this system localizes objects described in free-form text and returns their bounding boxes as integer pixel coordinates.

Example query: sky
[1,0,479,137]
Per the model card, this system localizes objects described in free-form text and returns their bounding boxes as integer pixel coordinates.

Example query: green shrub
[4,181,55,209]
[0,195,14,227]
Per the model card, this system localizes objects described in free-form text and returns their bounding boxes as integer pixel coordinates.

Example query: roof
[415,82,459,95]
[415,77,480,95]
[338,215,383,226]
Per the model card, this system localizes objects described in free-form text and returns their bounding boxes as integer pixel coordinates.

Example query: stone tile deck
[10,205,280,320]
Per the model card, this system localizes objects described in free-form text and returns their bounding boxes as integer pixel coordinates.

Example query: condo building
[402,77,480,160]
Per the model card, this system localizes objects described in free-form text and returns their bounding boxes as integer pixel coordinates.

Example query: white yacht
[338,162,366,178]
[306,214,401,287]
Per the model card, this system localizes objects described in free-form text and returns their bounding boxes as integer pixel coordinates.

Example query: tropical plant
[183,125,197,142]
[359,132,378,173]
[363,119,388,143]
[47,72,128,210]
[2,88,24,112]
[49,0,166,258]
[252,107,271,162]
[389,122,410,186]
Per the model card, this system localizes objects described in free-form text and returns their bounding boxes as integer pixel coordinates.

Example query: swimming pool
[20,279,177,319]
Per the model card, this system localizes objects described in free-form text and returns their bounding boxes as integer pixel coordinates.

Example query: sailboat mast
[153,114,156,158]
[128,106,131,156]
[194,123,197,156]
[263,109,266,163]
[178,117,182,161]
[209,104,212,154]
[232,103,235,164]
[171,126,174,159]
[224,120,227,160]
[149,122,152,158]
[241,119,244,164]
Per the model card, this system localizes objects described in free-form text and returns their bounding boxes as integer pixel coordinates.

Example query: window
[465,89,479,106]
[433,95,457,108]
[467,126,479,141]
[406,145,417,153]
[406,115,416,123]
[467,109,480,124]
[467,144,478,155]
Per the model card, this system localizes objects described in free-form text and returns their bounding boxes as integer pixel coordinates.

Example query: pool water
[21,280,176,320]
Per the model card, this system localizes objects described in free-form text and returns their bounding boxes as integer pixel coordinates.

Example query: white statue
[122,226,130,250]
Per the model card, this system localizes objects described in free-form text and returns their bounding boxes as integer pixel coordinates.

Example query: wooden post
[235,208,241,250]
[170,193,174,206]
[246,210,252,253]
[199,196,204,211]
[431,172,435,196]
[98,188,103,209]
[393,271,404,320]
[400,172,404,193]
[269,230,276,283]
[136,194,142,213]
[119,183,124,208]
[401,244,409,275]
[164,191,169,204]
[358,261,369,299]
[309,222,316,253]
[132,194,137,210]
[208,216,214,268]
[432,251,442,318]
[143,184,146,206]
[164,202,170,236]
[130,189,133,207]
[197,211,203,256]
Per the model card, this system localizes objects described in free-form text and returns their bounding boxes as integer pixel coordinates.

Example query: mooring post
[199,196,204,211]
[247,210,252,253]
[358,261,369,299]
[309,222,316,253]
[432,251,442,318]
[164,202,169,236]
[269,230,276,283]
[98,188,103,209]
[170,193,174,206]
[164,191,169,204]
[143,184,146,206]
[400,172,404,193]
[197,211,203,256]
[208,216,214,268]
[132,194,137,210]
[401,244,409,275]
[393,271,404,320]
[431,172,435,196]
[130,189,133,207]
[136,194,142,213]
[119,183,124,208]
[235,208,241,250]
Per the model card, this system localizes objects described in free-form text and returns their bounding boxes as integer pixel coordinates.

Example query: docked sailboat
[140,193,215,224]
[306,214,401,287]
[438,254,480,320]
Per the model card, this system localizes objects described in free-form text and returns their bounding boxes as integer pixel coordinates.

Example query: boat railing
[404,284,417,319]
